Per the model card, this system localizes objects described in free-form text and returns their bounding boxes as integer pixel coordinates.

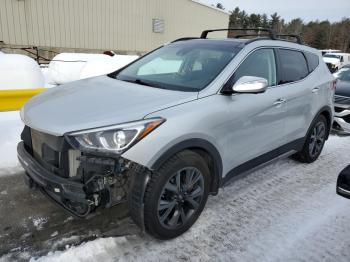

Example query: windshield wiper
[122,79,158,88]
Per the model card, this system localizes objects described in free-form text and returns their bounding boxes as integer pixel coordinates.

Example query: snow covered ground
[0,111,23,170]
[1,112,350,261]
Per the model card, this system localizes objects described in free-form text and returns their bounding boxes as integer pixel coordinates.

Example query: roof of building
[190,0,231,15]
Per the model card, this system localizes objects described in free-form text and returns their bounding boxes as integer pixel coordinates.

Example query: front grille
[334,95,350,106]
[335,107,344,113]
[343,115,350,124]
[28,127,72,178]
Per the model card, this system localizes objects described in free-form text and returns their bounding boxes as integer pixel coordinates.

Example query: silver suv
[18,29,335,239]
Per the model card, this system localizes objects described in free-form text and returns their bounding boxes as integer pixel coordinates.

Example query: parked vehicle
[323,53,350,73]
[333,65,350,134]
[18,28,335,239]
[320,49,341,56]
[337,165,350,199]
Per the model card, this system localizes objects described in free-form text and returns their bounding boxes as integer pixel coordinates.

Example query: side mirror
[232,76,268,94]
[337,165,350,199]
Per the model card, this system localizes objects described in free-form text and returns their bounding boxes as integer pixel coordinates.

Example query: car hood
[323,57,340,64]
[335,80,350,97]
[22,76,198,136]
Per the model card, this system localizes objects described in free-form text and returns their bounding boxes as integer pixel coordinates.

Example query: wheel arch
[150,138,223,195]
[316,106,333,140]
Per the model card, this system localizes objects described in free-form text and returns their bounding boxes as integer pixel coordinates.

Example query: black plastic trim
[17,142,87,204]
[150,138,223,195]
[201,28,277,40]
[308,106,333,140]
[221,138,305,186]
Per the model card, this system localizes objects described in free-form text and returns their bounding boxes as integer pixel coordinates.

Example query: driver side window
[234,49,277,87]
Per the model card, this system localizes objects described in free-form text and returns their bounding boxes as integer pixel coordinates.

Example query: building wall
[0,0,229,53]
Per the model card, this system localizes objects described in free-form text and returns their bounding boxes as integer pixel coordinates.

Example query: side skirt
[220,138,305,187]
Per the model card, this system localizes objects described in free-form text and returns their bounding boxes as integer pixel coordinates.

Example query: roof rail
[235,34,270,39]
[200,28,277,40]
[172,37,199,43]
[276,34,303,44]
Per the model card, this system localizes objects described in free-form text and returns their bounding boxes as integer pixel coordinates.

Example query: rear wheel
[143,150,210,239]
[293,115,327,163]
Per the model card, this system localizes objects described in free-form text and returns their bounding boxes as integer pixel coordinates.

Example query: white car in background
[323,53,350,73]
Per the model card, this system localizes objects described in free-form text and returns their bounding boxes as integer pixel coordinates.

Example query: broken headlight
[66,118,165,155]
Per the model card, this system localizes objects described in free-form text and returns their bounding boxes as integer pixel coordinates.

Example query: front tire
[143,150,210,239]
[293,115,327,163]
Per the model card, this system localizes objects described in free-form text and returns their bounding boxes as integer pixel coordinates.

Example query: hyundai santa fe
[18,28,335,239]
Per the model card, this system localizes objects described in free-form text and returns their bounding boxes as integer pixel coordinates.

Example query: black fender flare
[307,105,333,141]
[151,138,223,195]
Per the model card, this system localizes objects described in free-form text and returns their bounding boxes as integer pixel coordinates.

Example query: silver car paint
[22,39,334,179]
[123,41,334,177]
[22,76,198,136]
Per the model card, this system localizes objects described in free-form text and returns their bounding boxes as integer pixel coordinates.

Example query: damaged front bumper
[17,140,148,219]
[332,97,350,135]
[18,142,95,217]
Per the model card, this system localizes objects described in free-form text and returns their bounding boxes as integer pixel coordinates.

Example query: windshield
[334,67,350,82]
[324,54,341,59]
[114,41,241,92]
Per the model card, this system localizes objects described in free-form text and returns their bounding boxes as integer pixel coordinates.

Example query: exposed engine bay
[19,126,141,218]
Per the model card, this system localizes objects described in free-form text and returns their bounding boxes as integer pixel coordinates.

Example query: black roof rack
[201,28,277,40]
[172,37,199,43]
[235,34,271,39]
[170,29,304,46]
[200,28,304,45]
[276,34,303,44]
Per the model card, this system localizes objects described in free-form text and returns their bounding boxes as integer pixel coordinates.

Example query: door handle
[273,98,286,106]
[312,87,320,93]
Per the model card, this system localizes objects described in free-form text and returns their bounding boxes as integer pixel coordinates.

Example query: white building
[0,0,229,54]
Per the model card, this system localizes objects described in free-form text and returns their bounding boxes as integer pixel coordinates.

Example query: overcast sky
[199,0,350,22]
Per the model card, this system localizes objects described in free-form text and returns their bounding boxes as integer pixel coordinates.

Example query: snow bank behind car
[0,53,44,90]
[48,53,139,85]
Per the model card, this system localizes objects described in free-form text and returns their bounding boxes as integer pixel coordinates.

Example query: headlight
[65,118,165,155]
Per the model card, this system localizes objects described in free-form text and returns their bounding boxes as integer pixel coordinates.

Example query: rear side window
[278,49,309,84]
[304,52,319,73]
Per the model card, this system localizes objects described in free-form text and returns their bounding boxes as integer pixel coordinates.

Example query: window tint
[278,49,309,84]
[234,49,277,86]
[304,52,319,73]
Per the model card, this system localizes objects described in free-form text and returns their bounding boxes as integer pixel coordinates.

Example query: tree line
[216,4,350,52]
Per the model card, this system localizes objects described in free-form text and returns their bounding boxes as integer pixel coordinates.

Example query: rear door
[276,48,318,142]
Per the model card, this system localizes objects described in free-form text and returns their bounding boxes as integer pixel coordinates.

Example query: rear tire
[141,150,210,239]
[292,115,327,163]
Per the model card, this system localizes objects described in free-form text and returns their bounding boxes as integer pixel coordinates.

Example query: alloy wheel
[309,121,326,158]
[157,167,204,229]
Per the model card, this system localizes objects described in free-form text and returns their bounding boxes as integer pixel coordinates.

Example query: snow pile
[48,53,139,85]
[48,53,109,85]
[0,53,44,90]
[79,54,139,79]
[41,66,57,88]
[0,111,23,169]
[31,237,123,262]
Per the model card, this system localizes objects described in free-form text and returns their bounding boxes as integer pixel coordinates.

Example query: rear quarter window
[278,49,309,84]
[304,52,319,73]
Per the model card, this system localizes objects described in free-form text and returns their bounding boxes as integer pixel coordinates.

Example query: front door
[219,48,286,175]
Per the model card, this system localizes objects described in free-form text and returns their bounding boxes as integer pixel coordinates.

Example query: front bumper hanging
[17,142,93,217]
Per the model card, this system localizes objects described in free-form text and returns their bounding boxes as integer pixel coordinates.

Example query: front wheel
[142,150,210,239]
[293,115,327,163]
